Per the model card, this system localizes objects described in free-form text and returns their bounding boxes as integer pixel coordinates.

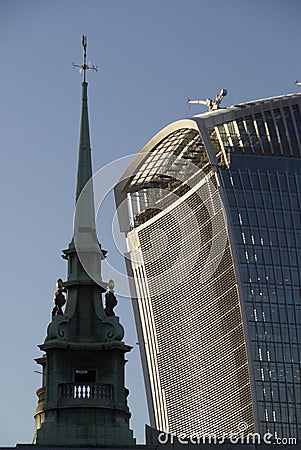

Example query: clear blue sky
[0,0,300,445]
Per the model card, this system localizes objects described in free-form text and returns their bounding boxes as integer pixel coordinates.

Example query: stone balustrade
[59,383,113,402]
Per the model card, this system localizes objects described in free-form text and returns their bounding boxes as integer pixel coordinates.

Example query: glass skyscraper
[115,93,301,440]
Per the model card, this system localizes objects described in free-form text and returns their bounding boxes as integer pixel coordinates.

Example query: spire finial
[72,34,98,83]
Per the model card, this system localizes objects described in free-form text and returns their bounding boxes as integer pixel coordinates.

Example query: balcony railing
[59,383,113,404]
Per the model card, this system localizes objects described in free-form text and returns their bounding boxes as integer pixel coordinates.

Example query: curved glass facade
[128,173,253,436]
[115,93,301,440]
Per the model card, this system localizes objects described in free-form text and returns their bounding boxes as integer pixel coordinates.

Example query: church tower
[33,36,136,446]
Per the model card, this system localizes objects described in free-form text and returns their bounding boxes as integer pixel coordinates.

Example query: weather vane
[187,89,228,112]
[72,35,98,82]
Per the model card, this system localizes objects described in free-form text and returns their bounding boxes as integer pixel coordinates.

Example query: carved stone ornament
[46,315,69,341]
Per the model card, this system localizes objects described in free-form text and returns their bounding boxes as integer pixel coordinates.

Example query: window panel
[264,110,281,154]
[283,106,298,151]
[274,108,290,154]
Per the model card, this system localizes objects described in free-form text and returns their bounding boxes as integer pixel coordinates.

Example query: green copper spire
[73,34,98,248]
[33,36,135,446]
[76,81,93,202]
[65,37,102,286]
[73,36,97,248]
[71,78,100,285]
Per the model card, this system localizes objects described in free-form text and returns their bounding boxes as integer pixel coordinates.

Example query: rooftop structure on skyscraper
[187,88,228,111]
